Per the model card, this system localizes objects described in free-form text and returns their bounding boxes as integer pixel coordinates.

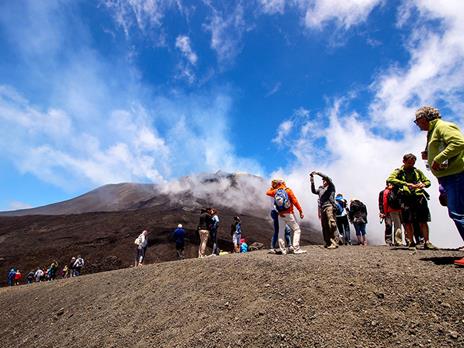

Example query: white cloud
[273,120,294,145]
[370,0,464,128]
[175,35,198,65]
[265,82,282,97]
[0,3,262,193]
[298,0,383,30]
[175,35,198,84]
[8,201,33,211]
[204,3,249,65]
[102,0,170,40]
[259,0,286,14]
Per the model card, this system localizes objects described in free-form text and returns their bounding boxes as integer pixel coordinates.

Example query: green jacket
[387,166,431,197]
[427,119,464,178]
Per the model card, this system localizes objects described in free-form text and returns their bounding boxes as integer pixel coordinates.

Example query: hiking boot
[454,258,464,266]
[293,249,307,254]
[287,246,295,254]
[268,249,276,254]
[327,243,338,250]
[423,241,438,250]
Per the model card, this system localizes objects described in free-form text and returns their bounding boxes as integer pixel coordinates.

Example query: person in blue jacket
[7,268,16,286]
[173,224,186,259]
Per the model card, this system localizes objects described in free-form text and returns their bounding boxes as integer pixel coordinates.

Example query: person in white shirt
[134,230,149,266]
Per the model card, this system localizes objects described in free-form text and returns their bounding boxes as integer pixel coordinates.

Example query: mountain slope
[0,247,463,347]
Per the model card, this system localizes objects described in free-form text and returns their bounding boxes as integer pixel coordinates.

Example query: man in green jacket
[387,153,436,250]
[414,106,464,265]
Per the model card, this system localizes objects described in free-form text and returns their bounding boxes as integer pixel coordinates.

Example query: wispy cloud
[370,0,464,129]
[203,3,249,65]
[259,0,286,15]
[0,2,262,193]
[298,0,383,30]
[8,201,33,211]
[175,35,198,65]
[175,35,198,84]
[265,82,282,97]
[102,0,173,43]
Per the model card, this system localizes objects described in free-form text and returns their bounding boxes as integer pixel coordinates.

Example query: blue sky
[1,1,464,246]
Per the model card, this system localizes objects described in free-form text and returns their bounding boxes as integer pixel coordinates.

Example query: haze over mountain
[0,172,269,216]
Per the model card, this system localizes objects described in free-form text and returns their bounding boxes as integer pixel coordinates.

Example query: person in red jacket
[14,269,22,285]
[379,182,403,246]
[266,179,306,255]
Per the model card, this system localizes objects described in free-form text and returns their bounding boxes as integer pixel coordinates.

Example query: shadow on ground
[420,256,462,265]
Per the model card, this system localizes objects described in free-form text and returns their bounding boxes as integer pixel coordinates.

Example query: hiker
[310,171,338,249]
[414,106,464,264]
[266,179,306,254]
[269,180,292,252]
[26,271,34,284]
[197,208,212,258]
[14,269,22,285]
[48,261,58,280]
[7,268,16,286]
[68,257,76,277]
[379,182,403,246]
[349,199,368,245]
[173,224,186,260]
[335,193,351,245]
[73,255,85,275]
[210,208,220,255]
[387,153,437,250]
[231,216,242,253]
[134,230,149,266]
[240,238,248,253]
[34,268,44,282]
[62,265,70,278]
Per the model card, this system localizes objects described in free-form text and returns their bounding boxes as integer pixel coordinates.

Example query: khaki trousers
[321,205,337,246]
[198,229,209,258]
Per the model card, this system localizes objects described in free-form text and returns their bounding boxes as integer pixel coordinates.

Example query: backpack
[386,188,401,210]
[274,188,291,211]
[335,201,344,215]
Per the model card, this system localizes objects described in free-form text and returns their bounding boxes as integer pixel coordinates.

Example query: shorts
[401,194,431,224]
[232,233,241,246]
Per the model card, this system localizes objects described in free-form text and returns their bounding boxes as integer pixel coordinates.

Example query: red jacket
[266,184,303,216]
[382,188,401,214]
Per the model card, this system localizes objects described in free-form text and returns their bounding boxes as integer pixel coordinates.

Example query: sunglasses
[413,117,425,125]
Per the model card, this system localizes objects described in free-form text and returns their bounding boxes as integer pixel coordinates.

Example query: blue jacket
[173,227,185,244]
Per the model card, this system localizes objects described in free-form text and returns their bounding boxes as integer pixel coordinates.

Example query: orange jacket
[266,183,303,216]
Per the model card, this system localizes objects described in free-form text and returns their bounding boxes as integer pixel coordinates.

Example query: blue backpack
[274,188,291,211]
[335,201,344,215]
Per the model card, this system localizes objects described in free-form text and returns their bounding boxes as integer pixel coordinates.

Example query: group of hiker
[195,208,245,258]
[265,105,464,266]
[266,172,369,255]
[379,105,464,265]
[6,256,85,286]
[132,105,463,264]
[7,105,464,283]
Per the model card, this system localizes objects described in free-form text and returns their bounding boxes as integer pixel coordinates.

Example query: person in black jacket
[349,199,368,246]
[197,208,212,258]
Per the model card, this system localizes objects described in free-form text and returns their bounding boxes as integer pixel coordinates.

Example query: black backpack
[387,188,401,210]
